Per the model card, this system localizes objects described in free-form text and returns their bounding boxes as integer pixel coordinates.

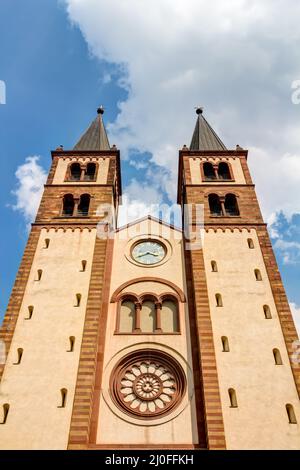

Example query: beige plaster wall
[52,157,110,185]
[96,219,199,445]
[0,228,97,449]
[189,157,246,184]
[203,228,300,449]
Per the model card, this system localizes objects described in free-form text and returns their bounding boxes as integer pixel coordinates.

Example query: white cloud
[64,0,300,218]
[11,156,47,227]
[290,302,300,337]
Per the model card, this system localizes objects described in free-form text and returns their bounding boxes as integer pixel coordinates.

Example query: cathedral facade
[0,108,299,450]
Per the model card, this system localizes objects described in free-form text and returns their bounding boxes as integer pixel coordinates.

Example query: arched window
[221,336,230,352]
[59,389,67,408]
[218,162,231,180]
[62,194,75,217]
[224,194,239,216]
[209,194,222,216]
[161,299,179,333]
[203,162,216,180]
[67,336,75,352]
[140,300,156,333]
[216,293,223,307]
[44,238,50,249]
[211,260,218,272]
[273,348,283,365]
[286,404,297,424]
[77,194,90,216]
[36,269,43,281]
[263,305,272,319]
[254,269,262,281]
[247,238,254,249]
[70,163,81,181]
[85,163,96,181]
[228,388,238,408]
[119,300,136,333]
[1,404,9,424]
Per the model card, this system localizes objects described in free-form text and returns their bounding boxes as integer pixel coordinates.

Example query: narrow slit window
[26,305,34,320]
[36,269,43,281]
[228,388,238,408]
[273,348,283,365]
[211,260,218,272]
[216,293,223,307]
[286,404,297,424]
[1,404,9,424]
[247,238,254,249]
[221,336,230,352]
[44,238,50,249]
[80,260,87,272]
[254,269,262,281]
[263,305,272,319]
[14,348,23,365]
[67,336,75,352]
[59,389,67,408]
[75,294,81,307]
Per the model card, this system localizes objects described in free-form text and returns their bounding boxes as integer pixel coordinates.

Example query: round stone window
[110,350,186,420]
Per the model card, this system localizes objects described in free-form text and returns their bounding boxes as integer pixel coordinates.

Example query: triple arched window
[116,294,180,334]
[203,161,233,181]
[62,194,91,217]
[208,193,240,217]
[67,162,97,182]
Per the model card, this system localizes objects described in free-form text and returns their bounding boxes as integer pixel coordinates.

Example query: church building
[0,107,299,450]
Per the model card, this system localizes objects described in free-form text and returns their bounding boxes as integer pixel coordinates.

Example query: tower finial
[97,105,105,115]
[195,107,203,115]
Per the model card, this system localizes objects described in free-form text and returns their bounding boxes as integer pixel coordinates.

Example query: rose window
[110,350,186,419]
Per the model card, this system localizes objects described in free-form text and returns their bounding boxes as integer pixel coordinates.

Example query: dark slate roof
[190,108,227,151]
[73,107,110,151]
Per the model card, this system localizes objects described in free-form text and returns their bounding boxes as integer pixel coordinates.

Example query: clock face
[131,241,166,265]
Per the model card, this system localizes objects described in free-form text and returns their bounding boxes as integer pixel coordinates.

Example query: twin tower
[0,108,299,449]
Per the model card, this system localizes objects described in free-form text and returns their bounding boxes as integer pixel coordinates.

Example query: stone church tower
[0,107,299,450]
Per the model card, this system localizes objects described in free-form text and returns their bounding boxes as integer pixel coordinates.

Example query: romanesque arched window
[140,298,156,333]
[119,299,136,333]
[69,163,81,181]
[77,194,90,216]
[209,194,222,216]
[116,293,180,334]
[224,194,239,216]
[85,163,96,181]
[62,194,75,216]
[218,162,231,180]
[203,162,216,180]
[160,296,179,333]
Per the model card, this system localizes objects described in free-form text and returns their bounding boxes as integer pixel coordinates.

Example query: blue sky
[0,0,299,331]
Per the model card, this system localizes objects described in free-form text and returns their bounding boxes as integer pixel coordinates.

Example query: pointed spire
[190,107,227,151]
[73,106,110,151]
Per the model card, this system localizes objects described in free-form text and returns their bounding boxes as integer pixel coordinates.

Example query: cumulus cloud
[64,0,300,218]
[11,156,47,226]
[290,302,300,337]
